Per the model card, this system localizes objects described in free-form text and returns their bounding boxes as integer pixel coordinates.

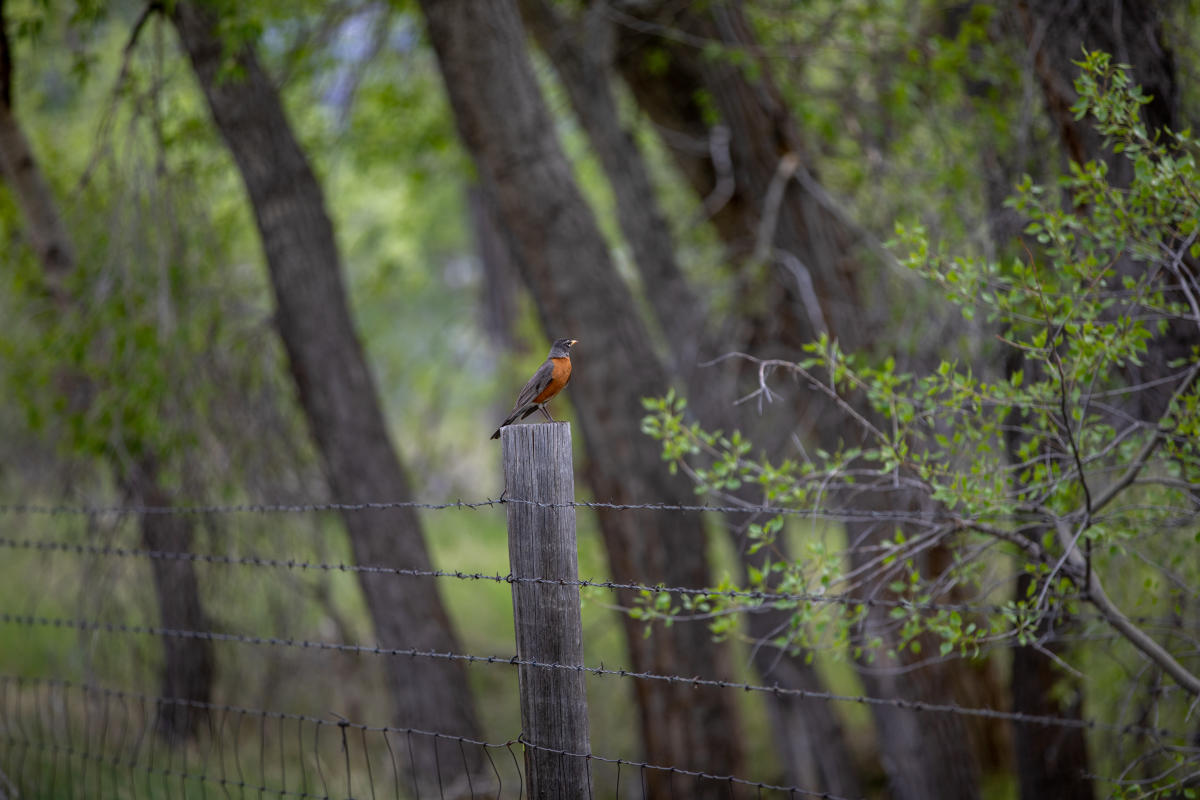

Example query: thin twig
[1090,359,1200,514]
[76,2,163,190]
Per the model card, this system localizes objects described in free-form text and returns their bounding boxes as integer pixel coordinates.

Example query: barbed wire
[0,492,1034,617]
[1,536,1165,672]
[1,612,1188,745]
[0,498,502,516]
[1,674,848,799]
[0,495,966,524]
[0,534,1021,614]
[5,492,1196,795]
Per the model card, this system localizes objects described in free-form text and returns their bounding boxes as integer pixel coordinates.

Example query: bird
[491,338,578,439]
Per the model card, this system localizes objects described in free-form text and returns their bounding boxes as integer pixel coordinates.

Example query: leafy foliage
[644,52,1200,793]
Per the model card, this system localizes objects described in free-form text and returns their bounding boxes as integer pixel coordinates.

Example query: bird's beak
[569,339,578,346]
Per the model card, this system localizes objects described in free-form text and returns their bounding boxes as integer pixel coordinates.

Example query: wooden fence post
[501,422,591,798]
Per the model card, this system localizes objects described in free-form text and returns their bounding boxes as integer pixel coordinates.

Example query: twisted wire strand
[1,613,1188,745]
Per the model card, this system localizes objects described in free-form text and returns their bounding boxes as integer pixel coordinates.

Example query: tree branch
[702,353,891,443]
[1090,358,1200,515]
[0,2,75,279]
[1086,564,1200,695]
[1042,519,1200,695]
[77,2,162,190]
[706,348,1200,694]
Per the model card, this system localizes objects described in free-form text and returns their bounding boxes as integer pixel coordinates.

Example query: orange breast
[533,357,572,404]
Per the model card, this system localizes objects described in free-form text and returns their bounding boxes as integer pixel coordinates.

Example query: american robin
[491,338,577,439]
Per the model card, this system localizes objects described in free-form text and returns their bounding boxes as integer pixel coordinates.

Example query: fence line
[2,738,326,800]
[0,612,1187,745]
[1,677,525,799]
[0,495,967,524]
[3,485,1193,795]
[0,534,1020,614]
[0,675,851,800]
[8,532,1165,629]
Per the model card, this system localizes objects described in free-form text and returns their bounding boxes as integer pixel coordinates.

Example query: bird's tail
[490,403,539,439]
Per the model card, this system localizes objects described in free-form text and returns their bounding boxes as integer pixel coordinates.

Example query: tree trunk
[417,0,746,794]
[1008,3,1184,797]
[1017,0,1178,180]
[1010,575,1094,800]
[612,4,987,797]
[168,2,483,789]
[0,5,72,280]
[837,492,982,800]
[122,459,216,744]
[612,1,879,359]
[1016,0,1192,421]
[516,0,711,379]
[0,10,214,742]
[516,2,864,793]
[739,552,865,796]
[0,115,73,280]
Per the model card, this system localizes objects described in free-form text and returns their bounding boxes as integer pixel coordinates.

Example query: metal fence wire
[0,493,1195,799]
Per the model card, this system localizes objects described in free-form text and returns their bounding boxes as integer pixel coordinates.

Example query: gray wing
[512,359,555,409]
[492,359,557,438]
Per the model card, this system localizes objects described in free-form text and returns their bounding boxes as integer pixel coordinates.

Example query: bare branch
[1037,518,1200,695]
[1090,359,1200,514]
[77,2,164,191]
[751,152,799,265]
[1085,565,1200,695]
[699,124,734,219]
[790,160,915,281]
[776,250,829,338]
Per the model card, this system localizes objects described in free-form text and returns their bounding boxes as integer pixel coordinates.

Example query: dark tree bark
[516,2,863,794]
[0,4,214,743]
[168,2,484,788]
[1017,0,1178,179]
[1016,0,1191,418]
[0,6,72,280]
[1009,574,1093,800]
[842,499,984,800]
[1007,3,1185,797]
[417,0,746,794]
[737,579,865,796]
[0,114,74,278]
[122,459,217,743]
[516,0,710,379]
[611,4,986,798]
[612,1,879,360]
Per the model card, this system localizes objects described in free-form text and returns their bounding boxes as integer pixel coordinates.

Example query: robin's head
[549,338,578,358]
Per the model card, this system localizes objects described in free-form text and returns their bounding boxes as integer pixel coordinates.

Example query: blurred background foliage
[1,0,1198,797]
